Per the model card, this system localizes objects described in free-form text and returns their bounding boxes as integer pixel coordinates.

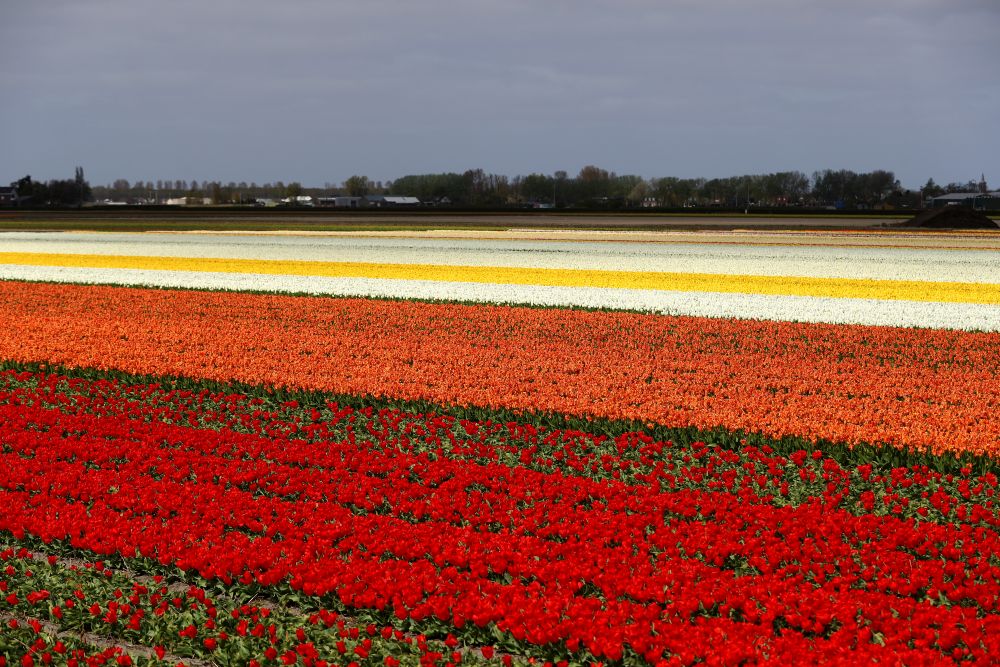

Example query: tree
[344,175,370,197]
[74,166,91,206]
[389,173,466,202]
[186,180,203,205]
[285,182,303,199]
[777,171,810,203]
[553,171,568,207]
[576,165,611,204]
[861,170,898,207]
[626,179,649,206]
[612,175,645,205]
[518,173,554,203]
[812,170,855,207]
[461,169,510,206]
[14,175,39,204]
[651,177,705,207]
[921,178,944,198]
[210,182,224,205]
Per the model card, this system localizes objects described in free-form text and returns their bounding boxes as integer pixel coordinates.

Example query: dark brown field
[0,208,916,233]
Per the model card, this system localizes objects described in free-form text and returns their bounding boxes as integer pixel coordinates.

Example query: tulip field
[1,227,999,666]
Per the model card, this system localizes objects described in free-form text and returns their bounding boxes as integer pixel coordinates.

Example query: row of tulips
[6,263,997,331]
[0,626,147,667]
[2,366,996,516]
[2,367,1000,664]
[0,544,500,667]
[1,281,999,457]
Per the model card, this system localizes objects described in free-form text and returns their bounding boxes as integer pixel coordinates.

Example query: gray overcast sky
[2,0,998,189]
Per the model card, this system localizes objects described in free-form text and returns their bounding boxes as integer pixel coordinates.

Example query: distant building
[165,196,213,206]
[0,186,17,206]
[384,196,421,206]
[929,192,1000,209]
[279,195,315,206]
[316,196,363,208]
[364,195,421,208]
[418,196,453,207]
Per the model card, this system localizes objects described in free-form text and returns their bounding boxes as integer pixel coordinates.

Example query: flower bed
[2,234,1000,666]
[2,366,999,665]
[1,282,998,457]
[3,229,1000,330]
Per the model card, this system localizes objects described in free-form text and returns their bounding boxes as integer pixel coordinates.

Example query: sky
[2,0,999,190]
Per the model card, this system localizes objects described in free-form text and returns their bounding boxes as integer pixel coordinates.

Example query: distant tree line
[9,169,91,207]
[7,167,991,209]
[334,168,985,210]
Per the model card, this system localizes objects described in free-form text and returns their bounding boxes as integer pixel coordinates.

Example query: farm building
[0,186,17,206]
[364,195,421,207]
[315,196,363,208]
[928,192,1000,209]
[165,196,214,206]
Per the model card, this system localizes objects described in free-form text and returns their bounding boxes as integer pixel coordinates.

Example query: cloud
[1,0,997,186]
